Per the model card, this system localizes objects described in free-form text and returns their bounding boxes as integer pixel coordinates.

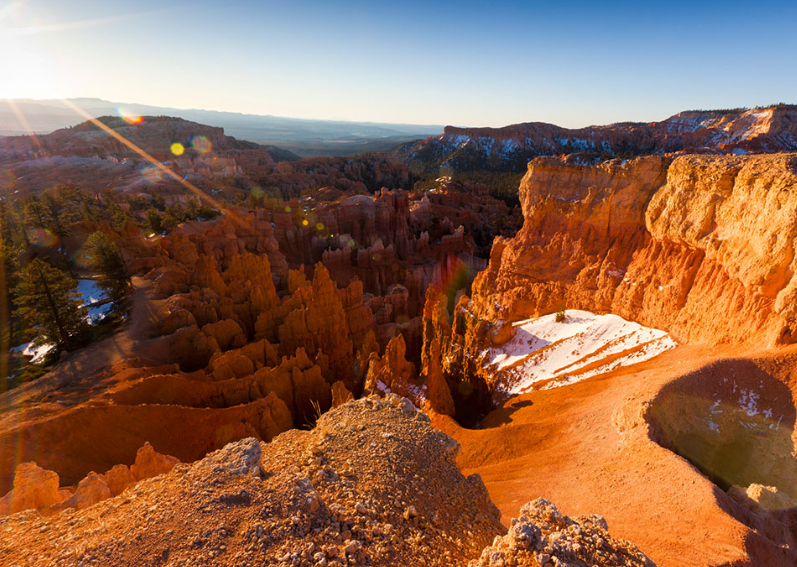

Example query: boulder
[470,498,655,567]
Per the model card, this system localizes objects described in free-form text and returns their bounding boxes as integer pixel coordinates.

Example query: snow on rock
[9,342,55,364]
[483,309,676,395]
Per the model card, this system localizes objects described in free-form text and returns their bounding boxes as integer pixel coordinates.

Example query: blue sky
[1,0,796,127]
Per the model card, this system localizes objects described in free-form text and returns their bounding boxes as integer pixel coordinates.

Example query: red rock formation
[0,443,181,516]
[202,319,246,351]
[252,348,331,426]
[52,472,112,513]
[164,325,219,371]
[0,463,68,515]
[363,334,451,412]
[275,264,354,385]
[423,338,455,416]
[103,464,136,496]
[331,381,354,408]
[470,153,797,347]
[130,442,179,481]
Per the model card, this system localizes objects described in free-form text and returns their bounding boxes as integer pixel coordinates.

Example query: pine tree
[161,211,180,232]
[22,198,54,231]
[84,231,132,304]
[145,208,163,234]
[13,259,88,350]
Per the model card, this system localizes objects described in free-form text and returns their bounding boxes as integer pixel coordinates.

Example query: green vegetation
[556,307,567,323]
[412,171,524,208]
[0,183,222,389]
[143,198,220,235]
[13,258,88,351]
[84,232,132,306]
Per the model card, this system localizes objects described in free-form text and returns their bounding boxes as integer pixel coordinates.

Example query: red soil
[434,344,797,567]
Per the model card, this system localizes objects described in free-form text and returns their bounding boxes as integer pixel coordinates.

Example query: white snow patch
[77,279,111,323]
[77,279,105,306]
[9,341,55,364]
[483,309,676,395]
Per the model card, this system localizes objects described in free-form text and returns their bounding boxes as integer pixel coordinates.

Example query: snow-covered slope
[483,310,676,397]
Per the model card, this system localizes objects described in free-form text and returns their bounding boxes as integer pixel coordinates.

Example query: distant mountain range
[0,98,443,157]
[397,104,797,174]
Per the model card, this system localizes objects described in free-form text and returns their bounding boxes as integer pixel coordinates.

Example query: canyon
[2,109,797,566]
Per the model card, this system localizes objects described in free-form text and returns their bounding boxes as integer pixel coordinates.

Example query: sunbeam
[3,99,45,151]
[59,99,240,226]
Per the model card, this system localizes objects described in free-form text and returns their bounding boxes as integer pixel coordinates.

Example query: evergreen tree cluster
[0,184,216,387]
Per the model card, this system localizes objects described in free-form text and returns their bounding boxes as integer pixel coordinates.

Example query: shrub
[555,307,566,323]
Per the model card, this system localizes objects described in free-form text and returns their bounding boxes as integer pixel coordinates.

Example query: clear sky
[1,0,796,128]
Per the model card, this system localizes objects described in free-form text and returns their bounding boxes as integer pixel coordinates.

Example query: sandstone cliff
[469,153,797,347]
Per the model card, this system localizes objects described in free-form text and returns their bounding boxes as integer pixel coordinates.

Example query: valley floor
[435,344,797,567]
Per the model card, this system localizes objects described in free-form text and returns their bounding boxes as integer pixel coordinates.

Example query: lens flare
[302,219,309,226]
[170,142,185,156]
[141,165,164,183]
[118,108,143,125]
[26,227,57,248]
[440,256,474,306]
[191,135,212,155]
[316,222,324,231]
[284,206,292,213]
[72,247,93,269]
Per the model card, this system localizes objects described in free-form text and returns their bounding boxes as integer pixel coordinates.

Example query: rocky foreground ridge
[0,396,653,567]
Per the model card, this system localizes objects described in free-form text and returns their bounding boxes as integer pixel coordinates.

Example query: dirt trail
[434,344,797,567]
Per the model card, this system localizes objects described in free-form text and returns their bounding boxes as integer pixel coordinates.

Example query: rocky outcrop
[364,334,416,399]
[423,337,455,416]
[470,498,655,567]
[468,153,797,348]
[729,484,797,513]
[252,347,332,426]
[51,473,112,513]
[130,442,180,481]
[0,397,510,566]
[0,463,68,515]
[330,381,354,408]
[0,443,180,516]
[273,264,355,386]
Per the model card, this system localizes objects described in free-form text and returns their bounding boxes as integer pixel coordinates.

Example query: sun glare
[118,108,143,124]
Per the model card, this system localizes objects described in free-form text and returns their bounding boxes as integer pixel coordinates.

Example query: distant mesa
[396,104,797,173]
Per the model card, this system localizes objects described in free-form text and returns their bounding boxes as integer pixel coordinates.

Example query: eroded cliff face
[468,153,797,347]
